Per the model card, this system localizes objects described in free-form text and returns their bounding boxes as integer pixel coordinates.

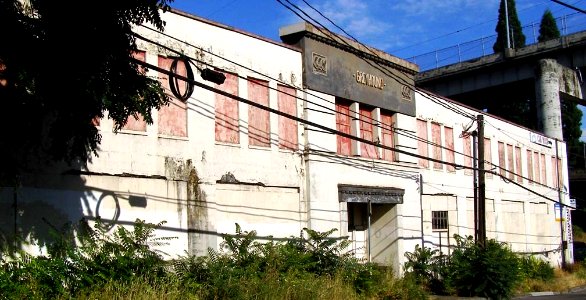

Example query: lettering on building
[312,52,327,75]
[355,70,385,90]
[530,132,552,147]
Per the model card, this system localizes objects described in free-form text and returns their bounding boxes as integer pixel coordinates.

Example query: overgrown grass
[0,220,428,300]
[516,262,586,295]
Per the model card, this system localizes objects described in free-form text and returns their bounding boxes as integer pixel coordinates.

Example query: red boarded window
[278,85,298,150]
[416,120,428,168]
[515,146,522,183]
[533,152,540,184]
[541,154,547,185]
[507,144,514,180]
[380,111,394,162]
[158,56,187,137]
[445,127,455,172]
[336,99,351,156]
[215,72,239,144]
[484,138,492,178]
[464,135,473,175]
[498,142,506,177]
[360,106,377,159]
[248,78,270,147]
[431,123,442,170]
[120,51,148,131]
[527,150,533,184]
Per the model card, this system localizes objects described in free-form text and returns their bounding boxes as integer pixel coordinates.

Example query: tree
[493,0,526,52]
[562,98,584,170]
[0,0,172,181]
[538,9,561,43]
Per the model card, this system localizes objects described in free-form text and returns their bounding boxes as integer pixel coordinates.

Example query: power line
[275,1,569,191]
[276,0,477,120]
[132,56,571,208]
[137,15,567,197]
[550,0,586,14]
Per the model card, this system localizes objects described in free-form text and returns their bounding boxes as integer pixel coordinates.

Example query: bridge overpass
[416,30,586,140]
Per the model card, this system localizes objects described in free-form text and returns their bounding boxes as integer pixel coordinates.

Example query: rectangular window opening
[432,210,448,231]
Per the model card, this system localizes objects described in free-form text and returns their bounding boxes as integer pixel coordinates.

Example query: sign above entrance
[338,185,404,204]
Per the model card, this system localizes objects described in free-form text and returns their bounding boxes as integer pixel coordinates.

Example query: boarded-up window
[533,152,540,184]
[248,78,270,147]
[507,144,514,180]
[215,72,239,143]
[336,99,352,155]
[541,154,547,185]
[527,149,533,184]
[360,106,377,159]
[431,123,442,170]
[484,138,492,178]
[277,85,297,150]
[121,51,147,131]
[552,157,562,188]
[158,56,187,137]
[380,111,394,162]
[464,135,473,176]
[498,142,506,177]
[417,120,428,168]
[445,127,455,172]
[515,146,522,183]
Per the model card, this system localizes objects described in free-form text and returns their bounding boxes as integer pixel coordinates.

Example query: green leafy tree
[538,9,561,42]
[0,0,172,181]
[562,98,584,170]
[493,0,526,52]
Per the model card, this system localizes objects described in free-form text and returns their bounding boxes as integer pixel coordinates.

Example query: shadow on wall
[0,171,90,253]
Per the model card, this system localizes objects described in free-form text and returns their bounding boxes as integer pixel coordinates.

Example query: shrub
[519,255,554,281]
[446,235,521,299]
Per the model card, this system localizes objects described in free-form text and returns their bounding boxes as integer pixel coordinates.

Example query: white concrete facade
[0,9,572,274]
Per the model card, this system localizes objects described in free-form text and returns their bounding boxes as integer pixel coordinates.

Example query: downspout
[367,199,372,263]
[419,174,425,247]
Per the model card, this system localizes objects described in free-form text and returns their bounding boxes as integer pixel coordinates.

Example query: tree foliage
[493,0,526,52]
[0,0,172,180]
[538,9,561,43]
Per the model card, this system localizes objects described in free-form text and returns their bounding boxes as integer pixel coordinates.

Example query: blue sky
[170,0,586,139]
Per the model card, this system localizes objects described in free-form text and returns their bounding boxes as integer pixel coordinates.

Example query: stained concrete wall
[0,9,304,259]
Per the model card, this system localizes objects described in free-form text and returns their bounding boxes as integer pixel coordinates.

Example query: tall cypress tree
[538,9,561,42]
[493,0,526,52]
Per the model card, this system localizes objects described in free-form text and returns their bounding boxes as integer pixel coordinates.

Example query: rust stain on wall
[163,157,208,256]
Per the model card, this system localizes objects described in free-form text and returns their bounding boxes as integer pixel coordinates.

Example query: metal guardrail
[407,12,586,71]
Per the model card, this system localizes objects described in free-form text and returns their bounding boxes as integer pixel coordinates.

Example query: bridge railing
[407,12,586,72]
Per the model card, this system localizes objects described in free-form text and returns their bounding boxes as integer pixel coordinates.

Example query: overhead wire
[130,53,573,208]
[136,7,564,204]
[276,0,477,120]
[277,0,568,192]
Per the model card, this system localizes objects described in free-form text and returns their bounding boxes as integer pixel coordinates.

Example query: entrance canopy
[338,185,404,204]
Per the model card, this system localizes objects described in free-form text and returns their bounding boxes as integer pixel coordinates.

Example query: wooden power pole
[477,115,487,247]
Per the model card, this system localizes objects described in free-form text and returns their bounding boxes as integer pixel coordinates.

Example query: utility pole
[477,115,487,247]
[556,139,566,268]
[472,131,479,243]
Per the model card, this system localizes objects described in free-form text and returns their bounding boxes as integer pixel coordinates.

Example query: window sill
[215,142,241,148]
[248,145,272,151]
[117,129,148,136]
[157,134,189,141]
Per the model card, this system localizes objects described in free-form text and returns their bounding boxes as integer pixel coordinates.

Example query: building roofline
[417,87,564,142]
[167,8,302,53]
[279,22,419,74]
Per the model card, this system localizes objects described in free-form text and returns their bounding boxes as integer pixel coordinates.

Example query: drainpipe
[419,174,425,247]
[367,199,372,263]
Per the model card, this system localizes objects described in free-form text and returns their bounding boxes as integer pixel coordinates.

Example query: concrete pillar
[535,59,563,140]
